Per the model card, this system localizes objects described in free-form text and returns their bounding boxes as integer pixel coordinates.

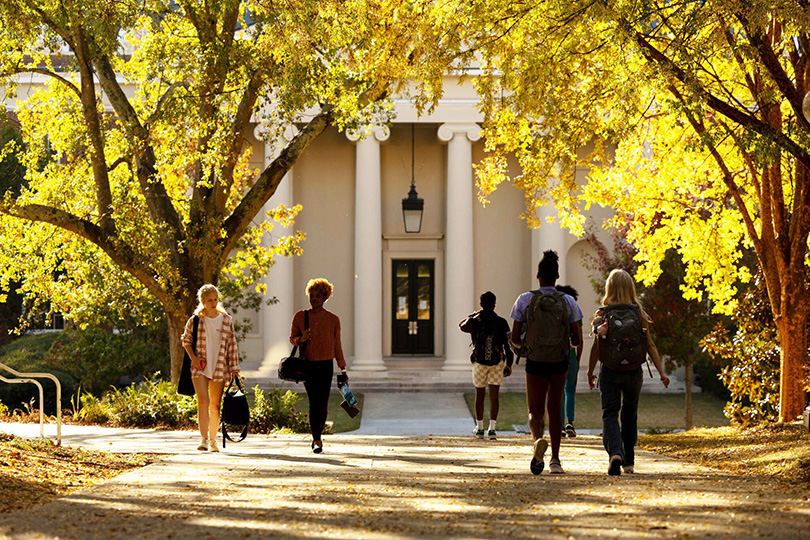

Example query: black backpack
[522,290,570,363]
[599,304,647,371]
[472,313,503,366]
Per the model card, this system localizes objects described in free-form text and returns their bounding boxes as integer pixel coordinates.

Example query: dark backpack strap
[192,315,200,350]
[300,310,309,358]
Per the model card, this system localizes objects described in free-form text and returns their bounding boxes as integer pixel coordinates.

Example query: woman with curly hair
[289,277,347,453]
[181,284,240,452]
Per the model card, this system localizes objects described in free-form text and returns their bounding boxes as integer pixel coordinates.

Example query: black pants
[303,360,333,441]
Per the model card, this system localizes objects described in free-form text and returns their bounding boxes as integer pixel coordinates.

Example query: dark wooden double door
[391,259,434,355]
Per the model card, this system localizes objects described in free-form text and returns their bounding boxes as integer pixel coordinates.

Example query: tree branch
[623,19,810,171]
[9,67,81,98]
[217,67,266,214]
[219,105,335,260]
[735,14,810,133]
[0,201,171,307]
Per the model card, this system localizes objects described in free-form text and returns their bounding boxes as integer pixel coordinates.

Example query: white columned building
[438,123,481,371]
[258,126,297,375]
[347,127,389,374]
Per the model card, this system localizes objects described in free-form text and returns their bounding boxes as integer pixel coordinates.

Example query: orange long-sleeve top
[289,308,347,368]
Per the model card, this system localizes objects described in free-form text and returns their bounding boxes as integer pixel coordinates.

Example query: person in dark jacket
[459,291,514,441]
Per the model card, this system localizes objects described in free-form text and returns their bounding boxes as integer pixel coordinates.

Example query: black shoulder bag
[177,315,199,396]
[221,376,249,447]
[278,310,310,383]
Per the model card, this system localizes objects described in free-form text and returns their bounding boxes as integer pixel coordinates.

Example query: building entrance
[391,259,434,355]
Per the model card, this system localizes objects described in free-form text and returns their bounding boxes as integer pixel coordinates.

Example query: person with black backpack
[587,269,670,476]
[459,291,514,441]
[509,251,583,475]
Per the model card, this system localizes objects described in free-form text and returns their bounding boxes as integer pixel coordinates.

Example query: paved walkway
[0,393,808,539]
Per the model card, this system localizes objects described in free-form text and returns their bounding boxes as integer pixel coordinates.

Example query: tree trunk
[167,313,187,383]
[685,361,693,430]
[776,313,809,422]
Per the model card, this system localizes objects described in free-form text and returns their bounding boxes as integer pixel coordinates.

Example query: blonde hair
[306,278,333,300]
[194,284,228,316]
[599,269,650,322]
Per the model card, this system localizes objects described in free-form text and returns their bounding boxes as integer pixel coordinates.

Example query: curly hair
[306,278,333,300]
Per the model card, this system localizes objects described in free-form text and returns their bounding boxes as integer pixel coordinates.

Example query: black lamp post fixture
[402,125,424,233]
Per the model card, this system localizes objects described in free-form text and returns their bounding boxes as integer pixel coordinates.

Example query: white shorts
[473,361,505,388]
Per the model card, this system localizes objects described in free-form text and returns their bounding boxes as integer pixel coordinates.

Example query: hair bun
[542,250,559,262]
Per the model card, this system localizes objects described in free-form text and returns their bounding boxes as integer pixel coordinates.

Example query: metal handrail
[0,374,44,439]
[0,362,61,445]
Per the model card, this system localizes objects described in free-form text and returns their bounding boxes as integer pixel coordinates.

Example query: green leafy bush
[75,391,111,424]
[250,385,308,434]
[702,276,782,425]
[75,375,197,429]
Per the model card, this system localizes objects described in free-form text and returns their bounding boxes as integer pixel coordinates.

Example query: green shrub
[75,391,111,424]
[702,275,782,425]
[104,376,197,429]
[250,385,308,434]
[74,375,196,429]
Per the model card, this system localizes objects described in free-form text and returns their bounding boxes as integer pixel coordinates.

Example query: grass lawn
[294,391,364,433]
[464,391,729,432]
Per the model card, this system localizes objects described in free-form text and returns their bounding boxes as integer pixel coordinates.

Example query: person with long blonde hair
[587,269,669,475]
[181,284,241,452]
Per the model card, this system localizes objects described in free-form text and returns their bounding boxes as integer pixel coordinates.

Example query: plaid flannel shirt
[181,312,240,382]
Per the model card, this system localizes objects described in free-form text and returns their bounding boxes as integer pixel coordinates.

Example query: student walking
[181,284,241,452]
[459,291,514,441]
[556,285,584,438]
[587,269,670,475]
[510,251,583,475]
[289,278,348,454]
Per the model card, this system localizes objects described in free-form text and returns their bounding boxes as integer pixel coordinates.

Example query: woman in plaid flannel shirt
[181,284,240,452]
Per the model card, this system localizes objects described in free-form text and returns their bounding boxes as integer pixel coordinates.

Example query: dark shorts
[525,359,569,377]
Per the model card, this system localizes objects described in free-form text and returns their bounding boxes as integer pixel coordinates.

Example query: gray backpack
[522,290,570,363]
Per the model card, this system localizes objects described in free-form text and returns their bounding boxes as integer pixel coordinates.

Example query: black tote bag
[221,376,249,447]
[177,316,199,396]
[278,310,310,383]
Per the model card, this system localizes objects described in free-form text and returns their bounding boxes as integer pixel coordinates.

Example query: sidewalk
[1,431,809,539]
[1,393,809,539]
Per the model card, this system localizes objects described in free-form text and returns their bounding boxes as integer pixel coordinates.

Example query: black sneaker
[565,423,577,438]
[487,429,497,441]
[608,455,622,476]
[530,439,548,475]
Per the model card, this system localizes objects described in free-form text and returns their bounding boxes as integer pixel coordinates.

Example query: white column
[438,123,481,371]
[257,125,297,375]
[532,204,567,285]
[347,126,389,373]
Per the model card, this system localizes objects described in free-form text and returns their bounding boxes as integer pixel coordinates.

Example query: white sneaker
[197,438,208,451]
[623,465,634,474]
[208,439,220,453]
[549,459,564,474]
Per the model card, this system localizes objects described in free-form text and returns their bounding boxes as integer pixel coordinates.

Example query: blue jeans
[561,354,578,425]
[599,366,643,466]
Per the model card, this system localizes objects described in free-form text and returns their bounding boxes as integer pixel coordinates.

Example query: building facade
[236,80,614,383]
